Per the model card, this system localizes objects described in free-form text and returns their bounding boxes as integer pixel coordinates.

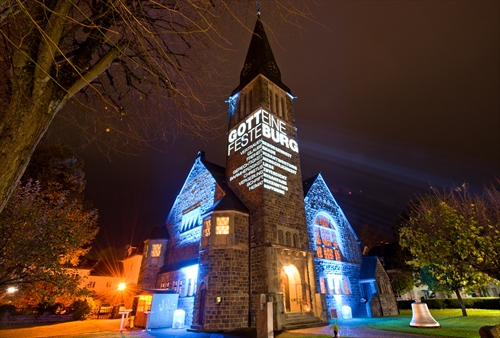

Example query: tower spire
[232,16,290,94]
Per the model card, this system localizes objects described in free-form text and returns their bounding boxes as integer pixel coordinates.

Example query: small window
[269,90,273,112]
[275,93,279,116]
[203,219,211,237]
[201,218,211,247]
[285,232,291,246]
[278,230,283,244]
[292,233,298,247]
[216,217,230,235]
[281,97,286,120]
[343,278,351,295]
[248,90,252,114]
[320,278,327,294]
[151,244,162,257]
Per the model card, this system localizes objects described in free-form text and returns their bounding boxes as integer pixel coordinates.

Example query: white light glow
[172,309,186,329]
[180,265,198,280]
[342,305,352,319]
[7,287,17,294]
[118,283,126,291]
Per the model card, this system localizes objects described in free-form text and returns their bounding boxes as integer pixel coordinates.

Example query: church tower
[226,17,319,325]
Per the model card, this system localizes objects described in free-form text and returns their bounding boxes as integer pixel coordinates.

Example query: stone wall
[178,297,195,326]
[370,260,398,317]
[0,313,73,325]
[315,259,362,318]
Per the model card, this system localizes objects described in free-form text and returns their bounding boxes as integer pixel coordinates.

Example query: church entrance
[283,265,302,312]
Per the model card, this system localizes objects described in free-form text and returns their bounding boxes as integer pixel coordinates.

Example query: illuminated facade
[138,17,397,331]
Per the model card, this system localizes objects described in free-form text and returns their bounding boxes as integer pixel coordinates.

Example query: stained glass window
[323,247,334,260]
[314,213,341,261]
[316,246,324,258]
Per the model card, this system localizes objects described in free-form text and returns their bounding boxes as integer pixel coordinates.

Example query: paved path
[133,325,430,338]
[0,319,434,338]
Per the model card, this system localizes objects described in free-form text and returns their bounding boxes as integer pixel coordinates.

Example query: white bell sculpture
[409,300,440,328]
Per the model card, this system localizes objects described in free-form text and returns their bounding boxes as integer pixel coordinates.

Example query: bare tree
[0,0,313,213]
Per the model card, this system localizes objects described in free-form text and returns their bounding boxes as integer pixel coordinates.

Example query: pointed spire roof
[232,18,290,94]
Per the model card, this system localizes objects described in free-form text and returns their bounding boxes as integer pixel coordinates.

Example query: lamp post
[118,283,129,332]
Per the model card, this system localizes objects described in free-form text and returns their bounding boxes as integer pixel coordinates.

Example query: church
[137,16,398,331]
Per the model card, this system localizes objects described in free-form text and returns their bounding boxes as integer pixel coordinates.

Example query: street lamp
[118,282,126,291]
[6,287,17,294]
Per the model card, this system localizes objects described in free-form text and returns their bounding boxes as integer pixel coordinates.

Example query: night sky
[54,1,499,252]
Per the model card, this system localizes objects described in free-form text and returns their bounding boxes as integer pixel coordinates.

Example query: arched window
[314,213,342,261]
[285,232,291,246]
[292,233,298,247]
[277,230,283,244]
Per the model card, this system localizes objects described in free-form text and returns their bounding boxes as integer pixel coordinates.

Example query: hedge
[398,297,500,310]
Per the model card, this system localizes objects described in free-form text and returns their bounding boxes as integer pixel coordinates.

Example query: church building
[137,16,397,332]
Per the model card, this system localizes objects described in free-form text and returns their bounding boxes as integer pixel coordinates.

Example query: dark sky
[62,1,499,251]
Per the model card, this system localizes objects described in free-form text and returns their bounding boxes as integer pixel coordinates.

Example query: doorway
[283,265,302,312]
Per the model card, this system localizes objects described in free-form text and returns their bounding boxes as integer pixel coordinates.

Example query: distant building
[78,247,142,308]
[137,16,397,331]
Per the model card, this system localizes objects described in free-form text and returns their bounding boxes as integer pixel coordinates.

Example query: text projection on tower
[228,108,298,195]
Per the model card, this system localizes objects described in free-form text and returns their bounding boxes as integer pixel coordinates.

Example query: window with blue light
[181,207,201,233]
[327,275,351,295]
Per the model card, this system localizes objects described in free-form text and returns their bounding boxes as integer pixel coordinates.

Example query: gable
[164,156,222,261]
[304,174,362,264]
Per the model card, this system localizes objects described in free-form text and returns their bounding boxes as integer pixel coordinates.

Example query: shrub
[397,297,500,310]
[71,298,96,320]
[0,304,16,317]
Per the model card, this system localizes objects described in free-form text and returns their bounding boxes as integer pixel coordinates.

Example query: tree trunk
[454,289,467,316]
[0,85,65,213]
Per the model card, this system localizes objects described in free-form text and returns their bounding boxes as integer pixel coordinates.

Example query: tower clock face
[227,108,299,195]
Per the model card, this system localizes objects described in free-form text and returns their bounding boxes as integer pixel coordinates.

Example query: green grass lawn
[336,309,500,338]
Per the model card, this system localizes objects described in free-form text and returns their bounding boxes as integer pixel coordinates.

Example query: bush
[71,299,96,320]
[397,297,500,310]
[0,304,16,317]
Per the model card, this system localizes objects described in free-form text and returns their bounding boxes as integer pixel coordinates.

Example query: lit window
[334,250,342,261]
[216,217,229,234]
[323,247,334,260]
[343,278,351,295]
[314,214,341,261]
[327,275,351,295]
[203,219,211,237]
[320,278,327,294]
[316,246,324,258]
[151,244,162,258]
